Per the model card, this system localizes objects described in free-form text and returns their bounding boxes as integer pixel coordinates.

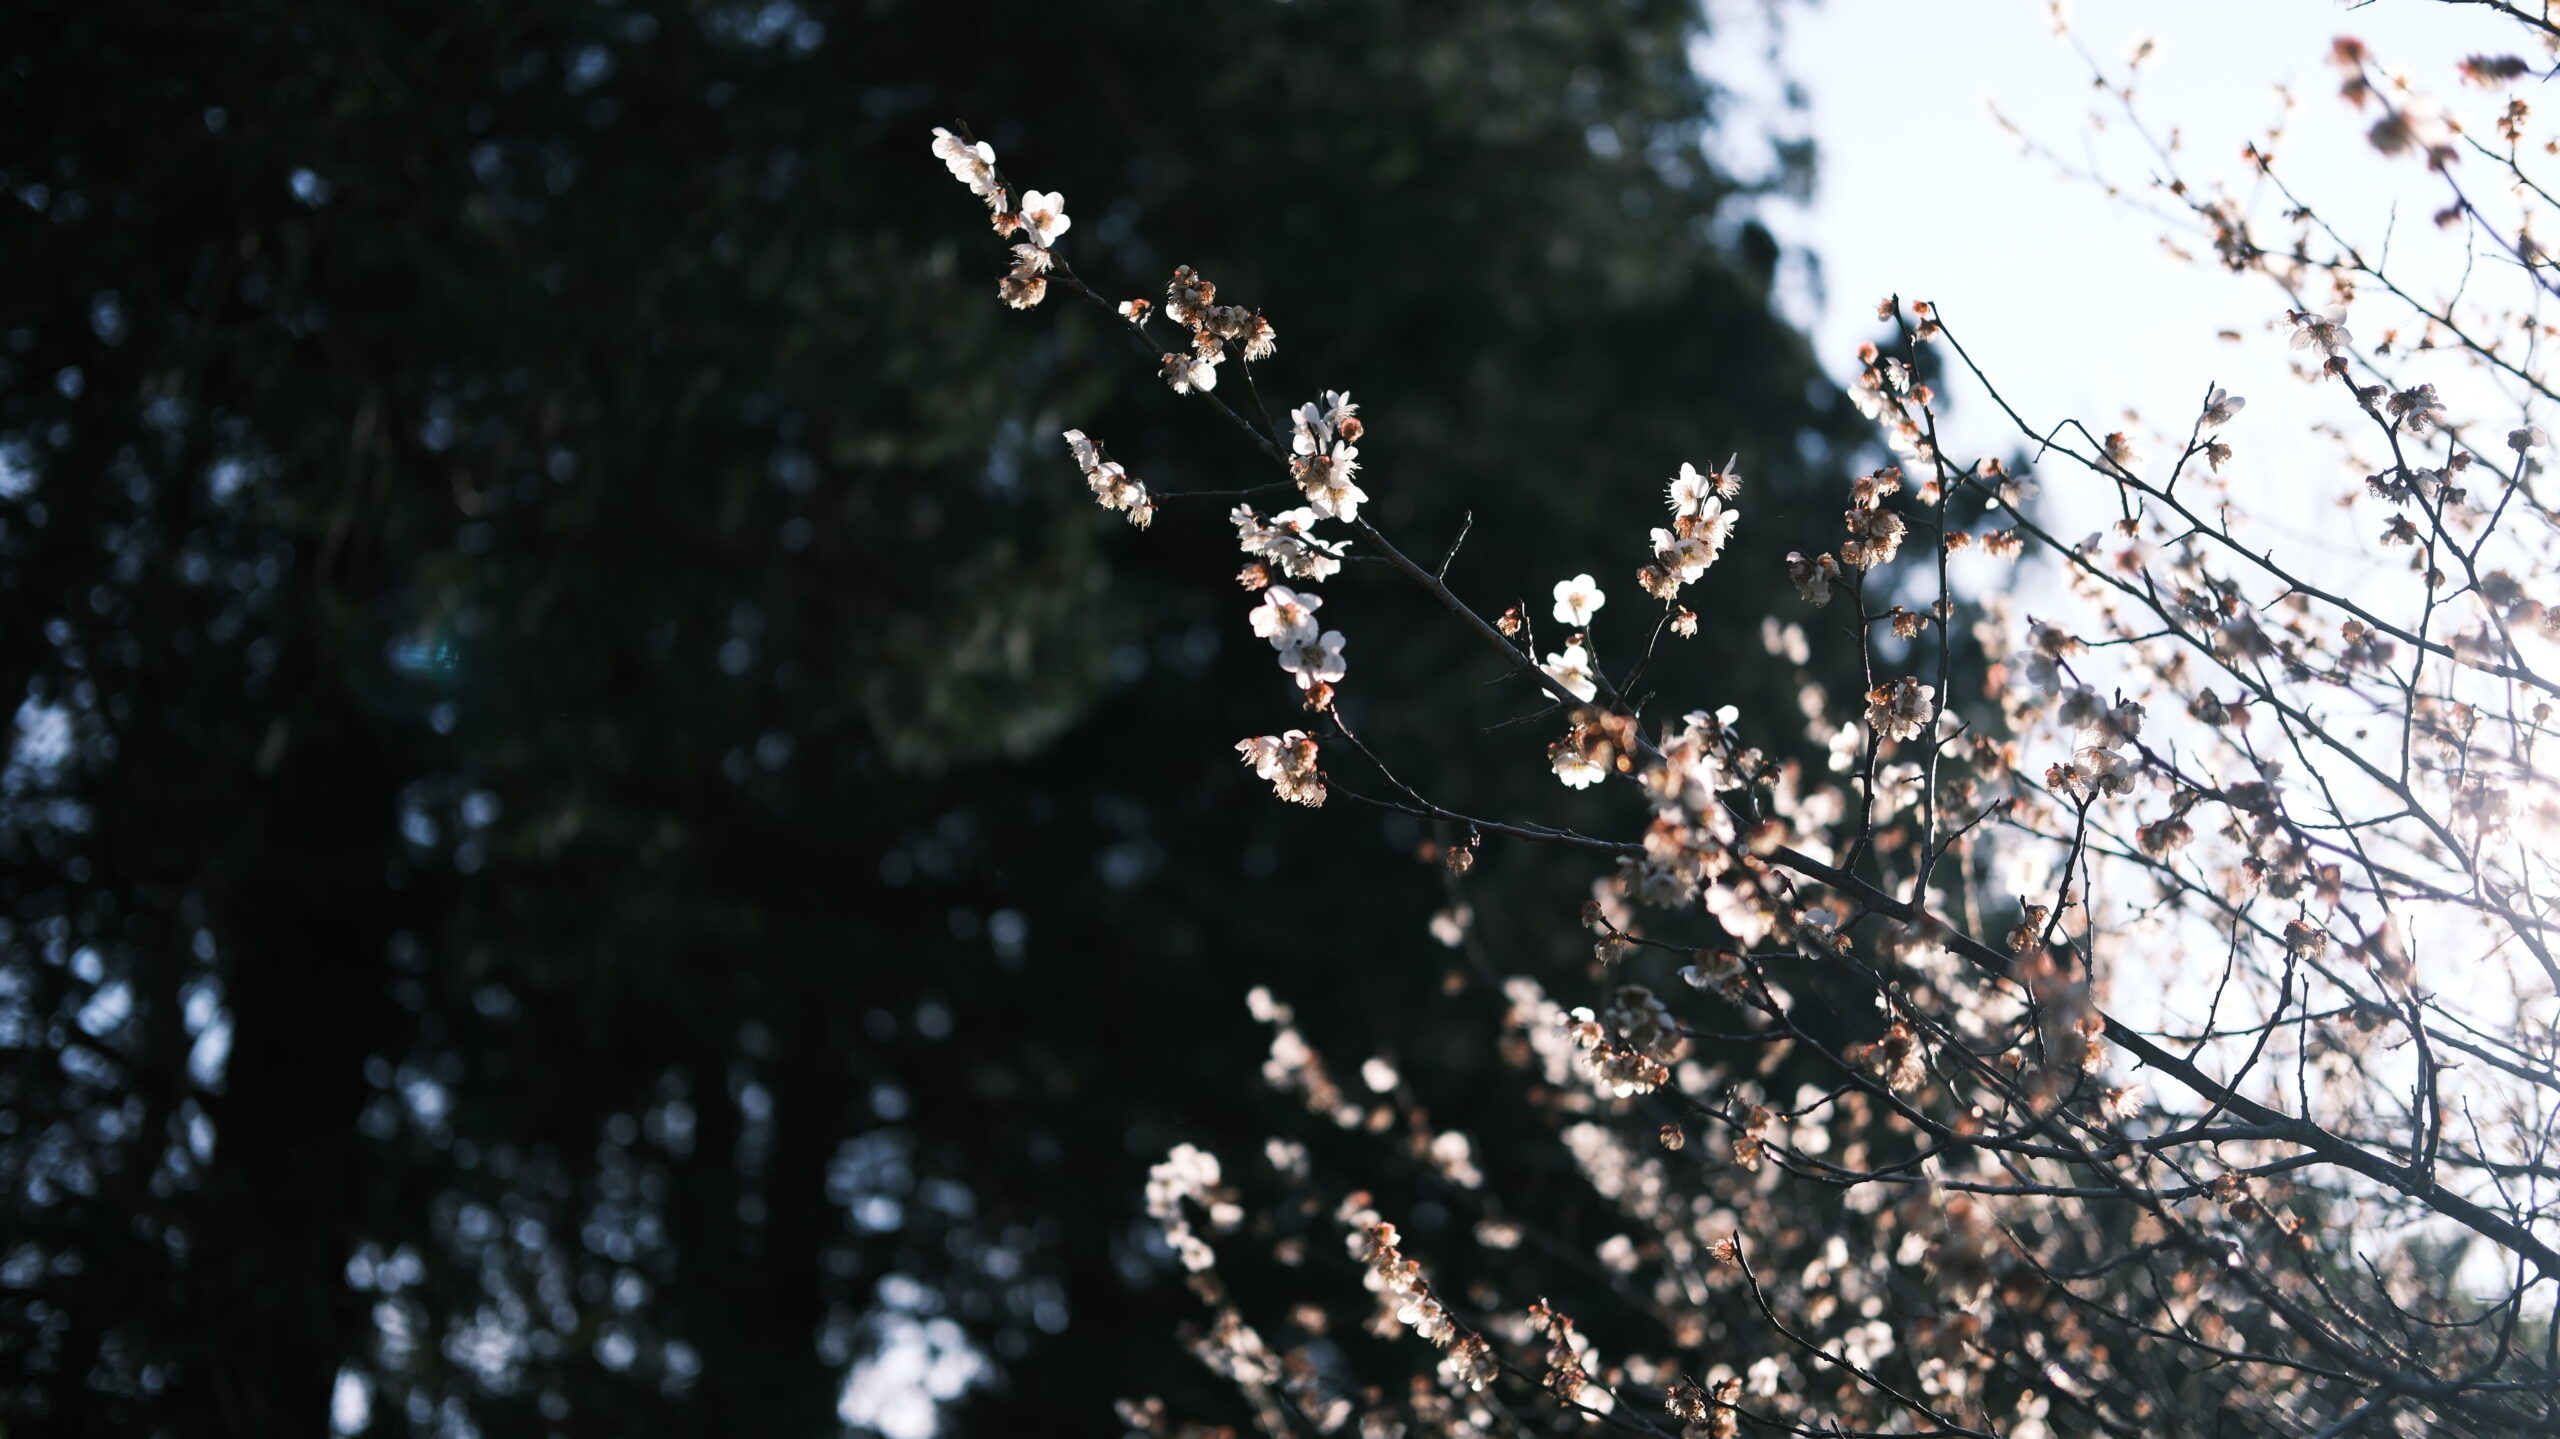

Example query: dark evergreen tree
[0,1,1860,1432]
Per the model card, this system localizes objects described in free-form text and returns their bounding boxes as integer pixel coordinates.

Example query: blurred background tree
[0,0,1867,1433]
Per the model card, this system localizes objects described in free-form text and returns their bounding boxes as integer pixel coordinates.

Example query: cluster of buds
[1062,429,1150,528]
[1557,990,1678,1098]
[1848,327,1941,468]
[1526,1301,1602,1411]
[1848,1020,1928,1092]
[1148,265,1276,397]
[1730,1104,1773,1173]
[1840,465,1909,570]
[929,127,1071,309]
[1549,706,1640,791]
[1339,1193,1494,1390]
[1639,461,1741,599]
[1665,1377,1743,1439]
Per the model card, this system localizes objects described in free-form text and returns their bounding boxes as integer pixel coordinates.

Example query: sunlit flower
[1237,732,1326,806]
[1668,462,1714,517]
[1232,505,1349,582]
[1551,740,1606,789]
[929,127,999,199]
[1866,677,1934,742]
[1543,643,1599,702]
[1016,190,1071,248]
[1276,629,1348,689]
[1552,574,1606,626]
[1249,585,1324,647]
[1062,428,1148,524]
[2288,307,2353,357]
[1161,352,1218,394]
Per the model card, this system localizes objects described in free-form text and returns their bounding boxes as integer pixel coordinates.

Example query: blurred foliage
[0,0,1866,1434]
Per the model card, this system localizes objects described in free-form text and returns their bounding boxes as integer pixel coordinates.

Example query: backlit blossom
[1237,732,1325,807]
[1061,428,1150,527]
[1249,585,1324,647]
[1276,629,1347,690]
[1015,189,1070,248]
[2288,307,2353,356]
[1232,505,1349,582]
[1843,504,1907,569]
[1552,574,1606,626]
[1288,391,1367,520]
[1161,352,1217,394]
[1668,462,1714,516]
[1866,677,1934,742]
[1543,643,1599,702]
[1166,265,1215,327]
[1786,550,1838,607]
[1551,738,1606,789]
[929,127,1000,201]
[1295,447,1366,521]
[999,270,1048,309]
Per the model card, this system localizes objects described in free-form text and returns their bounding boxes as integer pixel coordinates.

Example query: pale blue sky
[1773,0,2539,456]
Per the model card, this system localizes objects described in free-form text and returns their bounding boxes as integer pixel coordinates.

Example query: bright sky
[1767,0,2542,465]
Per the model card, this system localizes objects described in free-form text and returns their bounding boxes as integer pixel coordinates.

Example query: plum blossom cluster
[1143,1143,1237,1275]
[1639,461,1740,600]
[1235,729,1325,808]
[929,126,1069,309]
[1230,504,1346,585]
[1288,390,1366,521]
[1246,584,1347,702]
[1340,1193,1500,1391]
[1148,265,1276,395]
[934,26,2560,1427]
[1061,428,1150,528]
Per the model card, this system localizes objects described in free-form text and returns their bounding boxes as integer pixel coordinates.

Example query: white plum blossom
[929,127,1000,201]
[1015,189,1071,248]
[1276,629,1348,690]
[1543,643,1599,702]
[1060,429,1150,528]
[1161,352,1217,394]
[1551,742,1606,789]
[1290,391,1368,522]
[1651,527,1715,584]
[1642,462,1739,598]
[1296,447,1365,521]
[1667,462,1714,516]
[1552,574,1606,626]
[1237,732,1326,807]
[1248,585,1324,646]
[1690,496,1738,554]
[1143,1143,1237,1272]
[1866,677,1934,742]
[1232,505,1347,583]
[2288,307,2353,357]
